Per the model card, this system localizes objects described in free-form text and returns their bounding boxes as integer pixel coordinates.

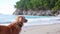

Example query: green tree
[15,0,60,12]
[52,0,60,12]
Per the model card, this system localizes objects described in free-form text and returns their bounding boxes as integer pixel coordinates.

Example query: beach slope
[20,23,60,34]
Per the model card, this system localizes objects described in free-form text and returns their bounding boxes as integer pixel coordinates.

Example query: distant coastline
[13,9,60,16]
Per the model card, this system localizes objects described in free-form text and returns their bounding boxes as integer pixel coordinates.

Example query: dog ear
[16,16,24,22]
[19,17,23,22]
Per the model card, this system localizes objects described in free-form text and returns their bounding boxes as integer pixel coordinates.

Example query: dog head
[16,16,27,23]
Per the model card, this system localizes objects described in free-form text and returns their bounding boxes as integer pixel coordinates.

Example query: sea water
[0,14,60,26]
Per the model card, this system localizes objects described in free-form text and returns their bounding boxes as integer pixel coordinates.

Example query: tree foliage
[15,0,60,12]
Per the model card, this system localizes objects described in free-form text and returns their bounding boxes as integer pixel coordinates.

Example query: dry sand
[20,23,60,34]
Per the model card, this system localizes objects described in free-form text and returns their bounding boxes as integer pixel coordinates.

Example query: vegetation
[15,0,60,13]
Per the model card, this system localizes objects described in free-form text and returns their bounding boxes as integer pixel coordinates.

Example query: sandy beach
[20,23,60,34]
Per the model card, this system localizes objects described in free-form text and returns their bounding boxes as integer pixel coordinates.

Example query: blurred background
[0,0,60,24]
[0,0,60,16]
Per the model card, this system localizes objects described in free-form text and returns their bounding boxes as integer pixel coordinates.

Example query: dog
[0,16,27,34]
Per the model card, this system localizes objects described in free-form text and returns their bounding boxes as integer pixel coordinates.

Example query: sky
[0,0,19,15]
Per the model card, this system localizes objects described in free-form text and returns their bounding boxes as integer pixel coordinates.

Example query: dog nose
[25,19,27,22]
[24,19,27,22]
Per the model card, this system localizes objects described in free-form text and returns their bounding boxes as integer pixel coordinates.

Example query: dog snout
[24,19,27,22]
[25,19,27,22]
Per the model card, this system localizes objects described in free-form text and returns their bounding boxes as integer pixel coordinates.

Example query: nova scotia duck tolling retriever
[0,16,28,34]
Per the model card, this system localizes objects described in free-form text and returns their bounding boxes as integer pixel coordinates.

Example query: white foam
[1,17,60,26]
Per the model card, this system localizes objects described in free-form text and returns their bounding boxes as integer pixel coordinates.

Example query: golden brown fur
[0,16,27,34]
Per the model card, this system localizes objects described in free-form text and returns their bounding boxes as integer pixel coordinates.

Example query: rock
[27,10,33,15]
[13,9,23,15]
[54,10,60,16]
[45,10,53,16]
[23,10,27,15]
[13,9,54,16]
[58,14,60,16]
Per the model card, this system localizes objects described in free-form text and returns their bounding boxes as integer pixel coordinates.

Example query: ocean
[0,14,60,26]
